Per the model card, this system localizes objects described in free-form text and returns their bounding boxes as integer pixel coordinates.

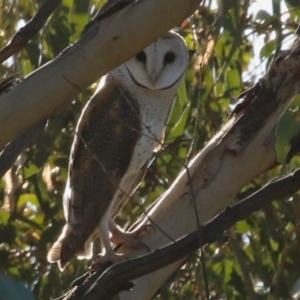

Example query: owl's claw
[89,258,113,276]
[89,254,120,275]
[90,223,152,272]
[109,222,151,249]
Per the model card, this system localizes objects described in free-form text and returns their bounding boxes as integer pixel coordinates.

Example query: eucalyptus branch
[63,168,300,300]
[0,0,62,64]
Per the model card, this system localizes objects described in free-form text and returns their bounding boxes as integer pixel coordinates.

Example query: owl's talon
[90,256,114,273]
[109,222,152,248]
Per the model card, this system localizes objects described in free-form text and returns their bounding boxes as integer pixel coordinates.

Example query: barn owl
[47,31,188,271]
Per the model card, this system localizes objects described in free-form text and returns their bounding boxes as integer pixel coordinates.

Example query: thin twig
[228,229,257,300]
[0,119,47,178]
[0,0,61,63]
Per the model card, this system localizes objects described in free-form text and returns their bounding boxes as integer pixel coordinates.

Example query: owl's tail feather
[47,224,93,271]
[47,239,66,271]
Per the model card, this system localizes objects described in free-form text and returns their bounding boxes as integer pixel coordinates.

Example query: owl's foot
[89,251,121,275]
[90,223,152,273]
[109,220,151,250]
[94,250,123,264]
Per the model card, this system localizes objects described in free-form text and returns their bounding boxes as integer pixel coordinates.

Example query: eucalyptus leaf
[276,96,300,164]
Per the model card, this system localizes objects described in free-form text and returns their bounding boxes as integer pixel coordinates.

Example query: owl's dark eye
[136,51,147,63]
[164,52,175,64]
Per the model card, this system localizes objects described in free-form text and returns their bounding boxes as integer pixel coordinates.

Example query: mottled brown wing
[111,160,149,218]
[48,76,142,268]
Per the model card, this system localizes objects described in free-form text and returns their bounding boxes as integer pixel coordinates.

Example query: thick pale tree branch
[64,168,300,299]
[0,0,201,150]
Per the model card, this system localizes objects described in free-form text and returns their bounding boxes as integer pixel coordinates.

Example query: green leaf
[166,81,191,140]
[18,193,39,207]
[226,67,241,90]
[0,211,10,225]
[23,164,39,179]
[235,220,251,233]
[254,9,271,21]
[260,40,277,59]
[276,96,300,164]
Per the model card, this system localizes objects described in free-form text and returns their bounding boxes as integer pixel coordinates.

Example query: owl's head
[123,31,188,91]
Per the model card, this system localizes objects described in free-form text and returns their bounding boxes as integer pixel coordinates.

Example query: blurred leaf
[276,96,300,164]
[284,0,300,7]
[23,164,39,179]
[260,40,277,59]
[18,193,39,207]
[0,211,10,225]
[167,81,191,140]
[254,9,272,21]
[226,67,241,90]
[235,220,251,234]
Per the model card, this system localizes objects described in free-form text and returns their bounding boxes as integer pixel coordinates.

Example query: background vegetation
[1,0,300,299]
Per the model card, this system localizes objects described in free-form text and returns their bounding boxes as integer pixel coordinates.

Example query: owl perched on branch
[47,31,188,271]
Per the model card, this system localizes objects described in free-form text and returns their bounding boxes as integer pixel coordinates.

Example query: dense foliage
[1,0,300,299]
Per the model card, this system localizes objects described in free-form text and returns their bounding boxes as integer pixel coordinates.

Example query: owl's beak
[150,70,158,85]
